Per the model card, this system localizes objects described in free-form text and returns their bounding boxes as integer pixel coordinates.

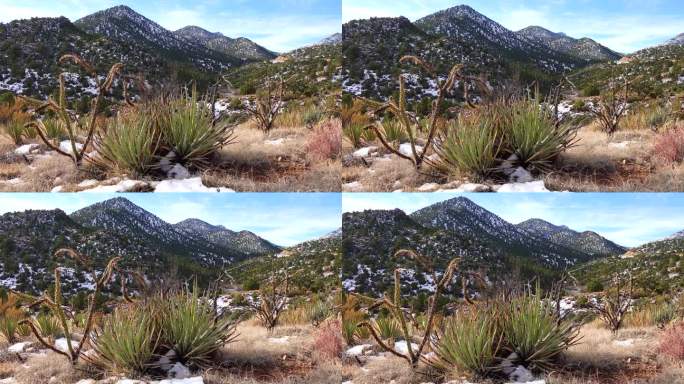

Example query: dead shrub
[306,119,341,162]
[652,125,684,166]
[659,323,684,361]
[312,320,344,361]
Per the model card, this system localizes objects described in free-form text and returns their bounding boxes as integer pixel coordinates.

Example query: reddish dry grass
[306,119,341,162]
[312,320,344,361]
[659,323,684,360]
[652,125,684,166]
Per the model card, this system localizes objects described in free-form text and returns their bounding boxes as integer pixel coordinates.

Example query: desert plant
[508,97,578,172]
[3,119,26,145]
[243,76,287,132]
[312,320,344,361]
[306,118,342,161]
[249,277,288,332]
[589,272,633,333]
[13,249,123,363]
[429,309,503,379]
[433,115,501,178]
[87,306,159,375]
[23,54,124,165]
[353,249,479,367]
[161,87,236,167]
[42,117,67,141]
[91,112,161,177]
[652,124,684,166]
[306,299,333,327]
[659,323,684,360]
[371,317,403,341]
[378,118,409,144]
[162,287,238,368]
[0,293,24,343]
[363,56,487,169]
[503,289,580,372]
[303,106,324,129]
[589,78,629,136]
[35,313,64,342]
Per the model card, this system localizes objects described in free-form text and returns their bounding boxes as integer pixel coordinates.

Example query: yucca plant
[0,316,19,343]
[35,313,64,342]
[4,119,26,145]
[507,98,578,172]
[371,317,403,341]
[378,118,408,144]
[42,117,67,141]
[162,287,238,368]
[161,87,236,167]
[503,289,580,372]
[92,112,161,177]
[433,116,501,178]
[87,306,159,375]
[430,309,503,379]
[307,299,332,327]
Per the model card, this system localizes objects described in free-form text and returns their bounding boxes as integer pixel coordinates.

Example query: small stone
[167,362,191,379]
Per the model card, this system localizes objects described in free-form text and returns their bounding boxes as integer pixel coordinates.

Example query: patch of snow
[265,138,285,145]
[438,183,490,192]
[77,179,99,188]
[613,339,634,347]
[167,164,191,180]
[509,167,534,183]
[417,183,440,192]
[14,144,40,155]
[343,181,363,191]
[352,146,378,158]
[608,141,632,149]
[508,365,536,382]
[7,341,30,353]
[54,338,79,353]
[345,344,372,357]
[154,177,235,193]
[50,186,63,193]
[58,140,83,155]
[394,340,419,355]
[497,180,549,192]
[155,378,203,384]
[75,380,96,384]
[398,143,423,157]
[168,362,191,379]
[81,179,147,193]
[268,336,290,344]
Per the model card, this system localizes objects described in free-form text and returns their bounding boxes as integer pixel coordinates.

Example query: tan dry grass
[13,353,89,384]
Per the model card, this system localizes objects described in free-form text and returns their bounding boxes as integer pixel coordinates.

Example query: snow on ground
[58,140,83,155]
[496,180,549,192]
[398,143,423,157]
[268,336,290,344]
[352,146,378,158]
[265,138,285,145]
[345,344,372,357]
[7,342,30,353]
[14,144,40,155]
[394,340,419,355]
[54,338,79,353]
[80,179,147,193]
[154,177,235,192]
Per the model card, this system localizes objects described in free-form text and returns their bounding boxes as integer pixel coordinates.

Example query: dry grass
[13,353,88,384]
[343,354,418,384]
[342,155,433,192]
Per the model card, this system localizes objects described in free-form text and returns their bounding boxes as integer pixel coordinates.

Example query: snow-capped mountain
[174,25,276,61]
[666,33,684,46]
[516,218,626,256]
[342,5,618,100]
[343,197,620,295]
[516,26,621,61]
[174,218,281,256]
[0,198,288,294]
[74,5,240,71]
[667,229,684,240]
[318,33,342,46]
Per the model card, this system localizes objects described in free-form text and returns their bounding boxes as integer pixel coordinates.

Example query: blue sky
[0,0,341,52]
[0,193,341,246]
[343,193,684,247]
[343,0,683,53]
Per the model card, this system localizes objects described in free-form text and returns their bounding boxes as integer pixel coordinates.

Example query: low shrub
[652,125,684,166]
[162,288,238,368]
[503,291,580,372]
[92,112,160,177]
[430,309,502,379]
[659,323,684,360]
[160,90,236,167]
[312,320,344,361]
[306,119,342,161]
[88,306,159,375]
[433,116,500,178]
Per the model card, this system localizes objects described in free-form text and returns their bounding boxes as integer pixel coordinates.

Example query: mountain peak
[666,33,684,46]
